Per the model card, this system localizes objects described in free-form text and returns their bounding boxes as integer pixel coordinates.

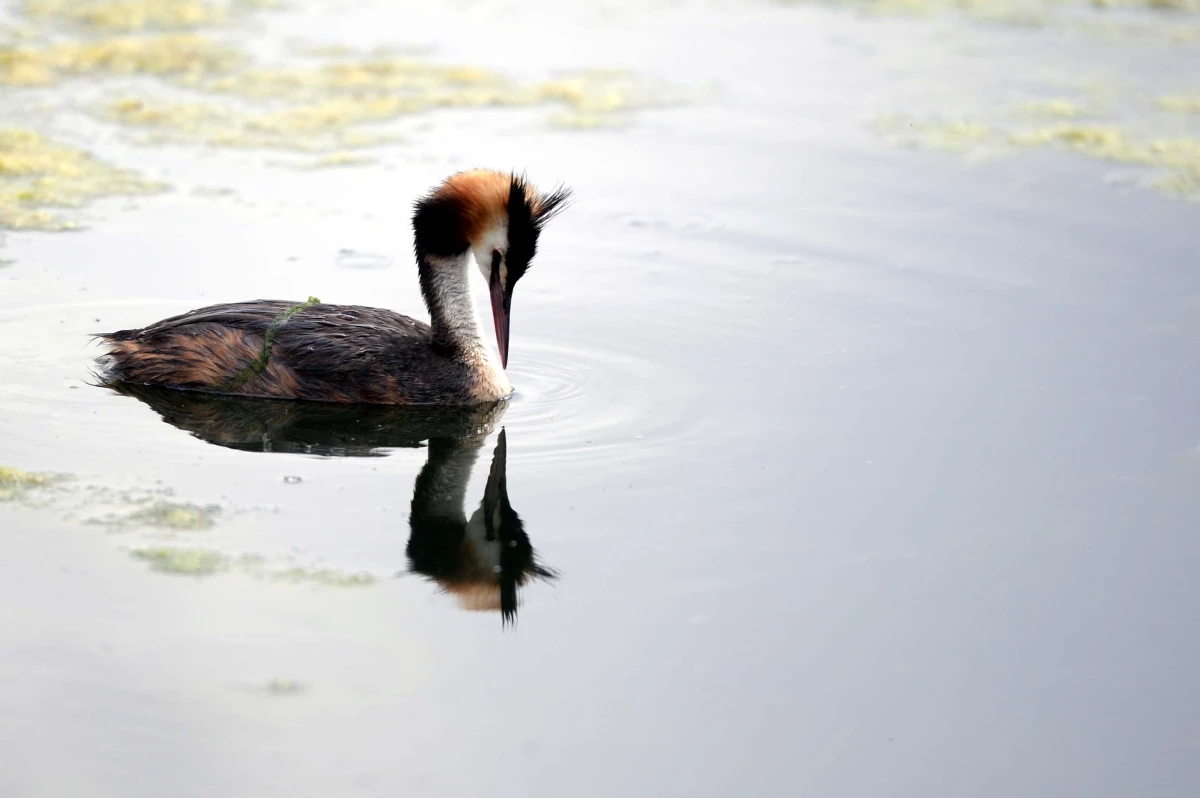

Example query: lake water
[2,1,1199,795]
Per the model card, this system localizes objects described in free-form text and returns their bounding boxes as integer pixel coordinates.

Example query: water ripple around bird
[502,337,708,472]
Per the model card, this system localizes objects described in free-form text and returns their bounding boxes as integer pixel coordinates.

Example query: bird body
[98,170,570,406]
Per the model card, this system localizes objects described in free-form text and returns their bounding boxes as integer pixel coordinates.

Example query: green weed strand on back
[223,296,320,392]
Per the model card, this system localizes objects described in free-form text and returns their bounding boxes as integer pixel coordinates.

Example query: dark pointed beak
[489,269,511,369]
[483,428,508,541]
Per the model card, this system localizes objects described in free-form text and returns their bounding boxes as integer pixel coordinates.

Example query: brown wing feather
[98,300,481,405]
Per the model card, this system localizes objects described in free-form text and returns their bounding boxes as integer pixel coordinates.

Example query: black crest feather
[506,174,572,279]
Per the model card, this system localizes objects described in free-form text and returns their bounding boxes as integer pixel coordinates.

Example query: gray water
[2,1,1199,796]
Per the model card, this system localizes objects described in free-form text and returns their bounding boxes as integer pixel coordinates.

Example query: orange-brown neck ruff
[436,170,512,245]
[427,170,569,248]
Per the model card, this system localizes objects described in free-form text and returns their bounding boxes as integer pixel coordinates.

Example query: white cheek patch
[471,221,508,279]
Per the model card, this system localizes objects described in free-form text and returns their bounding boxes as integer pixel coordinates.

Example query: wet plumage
[102,300,480,405]
[97,170,571,406]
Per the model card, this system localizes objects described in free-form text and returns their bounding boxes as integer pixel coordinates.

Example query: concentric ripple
[0,299,710,473]
[504,337,708,471]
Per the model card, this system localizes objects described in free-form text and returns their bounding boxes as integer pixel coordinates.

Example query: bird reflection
[407,429,554,625]
[108,382,505,456]
[107,383,555,624]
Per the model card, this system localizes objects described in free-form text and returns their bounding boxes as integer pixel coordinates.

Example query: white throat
[427,252,512,395]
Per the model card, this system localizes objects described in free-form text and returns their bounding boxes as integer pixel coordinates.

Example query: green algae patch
[1020,99,1088,118]
[293,152,377,169]
[24,0,231,31]
[108,94,412,150]
[1010,126,1200,198]
[111,96,221,128]
[103,62,685,150]
[131,546,229,574]
[873,111,1200,201]
[0,0,685,235]
[548,111,629,130]
[124,500,220,529]
[1010,124,1128,152]
[0,465,59,501]
[786,0,1200,44]
[4,2,684,151]
[1159,95,1200,113]
[794,0,1200,19]
[0,34,240,86]
[0,128,164,232]
[265,677,304,695]
[922,121,993,150]
[0,465,54,486]
[269,567,377,587]
[0,469,390,586]
[201,58,503,99]
[872,115,997,153]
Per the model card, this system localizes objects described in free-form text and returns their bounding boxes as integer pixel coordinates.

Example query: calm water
[2,1,1199,796]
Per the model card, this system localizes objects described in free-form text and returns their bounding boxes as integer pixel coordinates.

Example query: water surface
[2,1,1199,796]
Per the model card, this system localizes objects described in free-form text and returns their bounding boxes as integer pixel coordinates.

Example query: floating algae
[0,34,240,85]
[106,97,383,151]
[123,500,221,530]
[786,0,1200,45]
[873,113,1200,200]
[872,114,996,152]
[4,0,686,154]
[1159,95,1200,113]
[131,546,229,575]
[1010,123,1128,151]
[128,553,381,584]
[23,0,231,31]
[104,63,685,150]
[0,463,225,531]
[269,567,377,587]
[0,128,164,232]
[1011,126,1200,199]
[265,677,304,695]
[541,72,679,129]
[0,466,394,584]
[110,96,223,128]
[0,465,58,502]
[795,0,1200,19]
[293,151,377,169]
[199,58,504,98]
[1020,99,1088,118]
[0,0,686,235]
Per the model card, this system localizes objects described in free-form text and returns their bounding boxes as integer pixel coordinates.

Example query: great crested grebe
[97,170,571,406]
[407,429,554,625]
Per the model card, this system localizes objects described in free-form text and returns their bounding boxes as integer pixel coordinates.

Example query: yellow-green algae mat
[786,0,1200,36]
[873,111,1200,201]
[0,0,684,238]
[849,0,1200,202]
[0,129,164,232]
[1,463,381,585]
[0,465,59,501]
[22,0,264,32]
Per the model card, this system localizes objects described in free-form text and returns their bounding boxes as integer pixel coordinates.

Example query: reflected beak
[483,429,508,541]
[489,270,511,369]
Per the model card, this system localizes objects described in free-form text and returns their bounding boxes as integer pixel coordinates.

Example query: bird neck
[411,435,486,524]
[418,252,510,387]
